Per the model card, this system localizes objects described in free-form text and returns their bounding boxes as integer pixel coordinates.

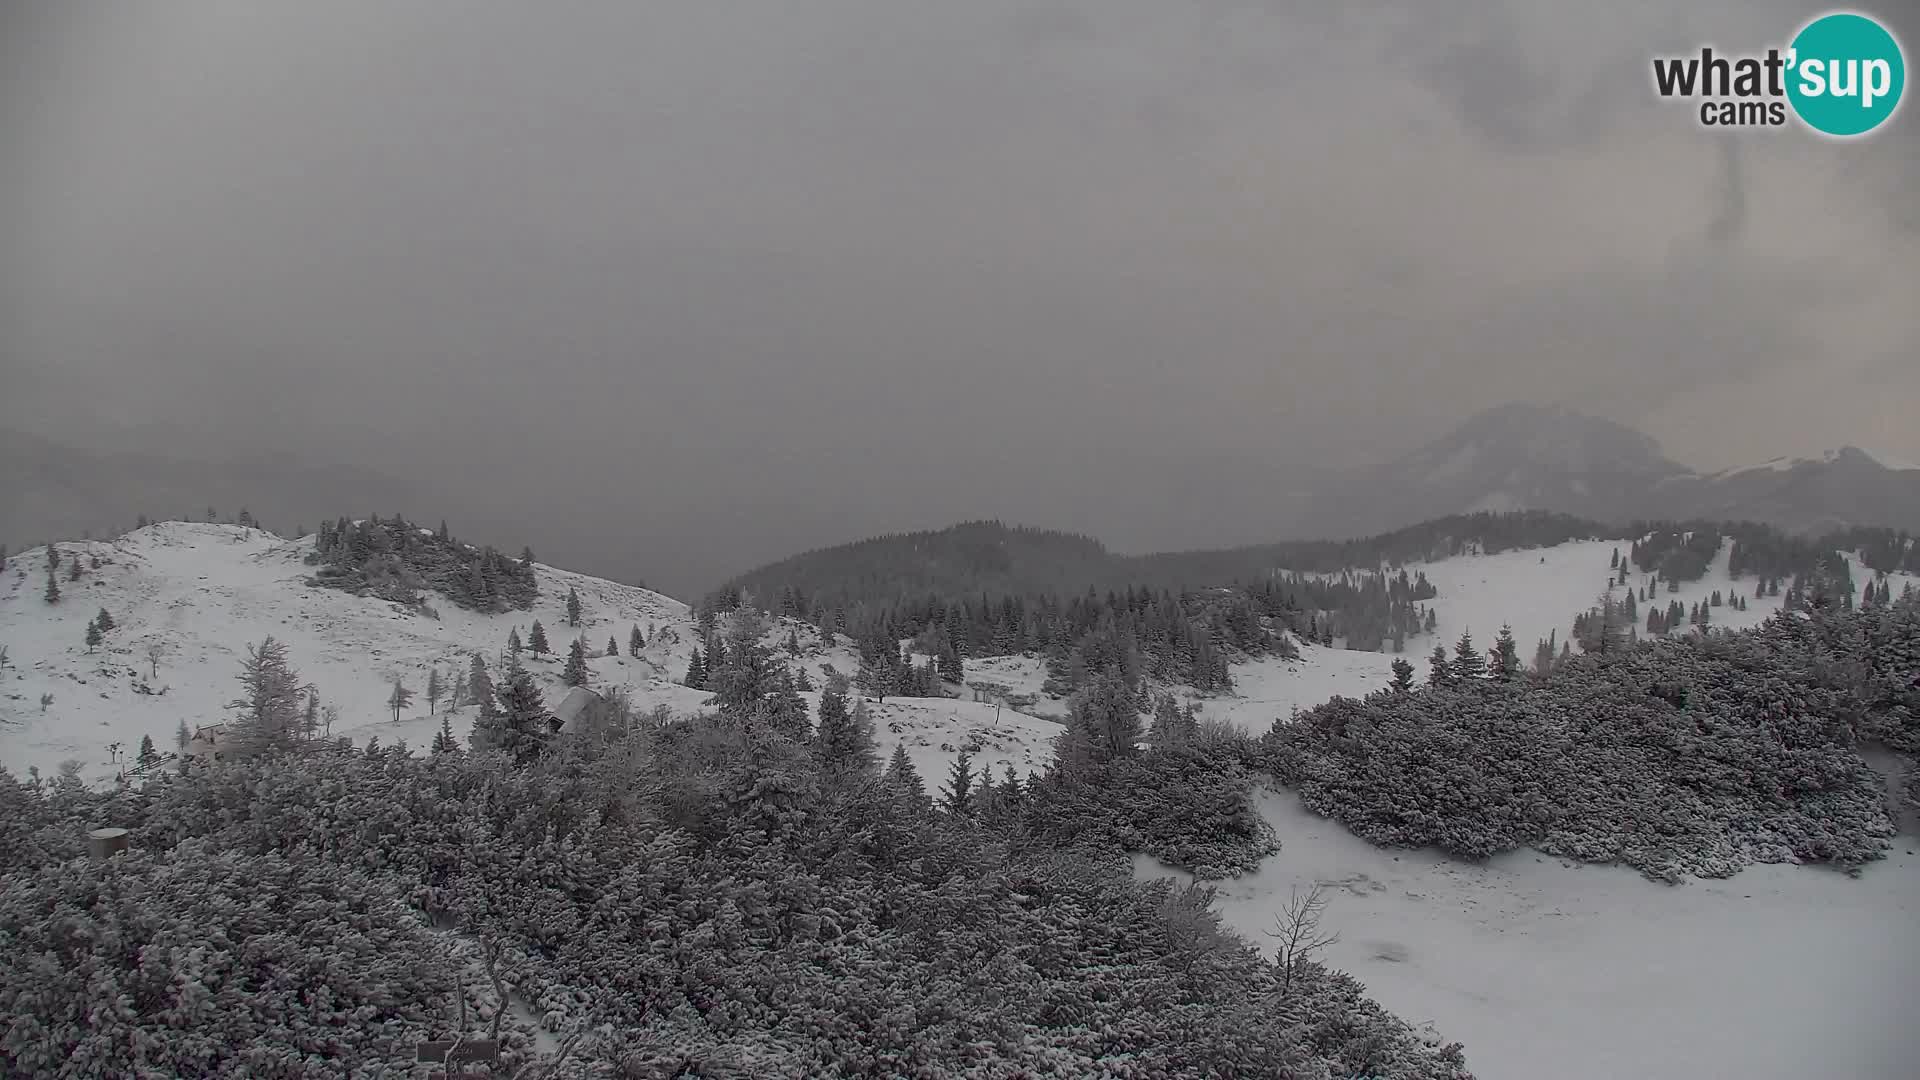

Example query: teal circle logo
[1786,12,1905,136]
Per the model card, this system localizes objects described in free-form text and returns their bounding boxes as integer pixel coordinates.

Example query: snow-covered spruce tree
[473,658,552,764]
[940,748,976,816]
[527,620,550,654]
[1451,630,1487,679]
[814,677,877,776]
[225,636,312,757]
[1490,625,1521,681]
[1056,673,1141,773]
[767,668,811,742]
[1388,656,1416,694]
[566,586,582,627]
[710,610,777,717]
[562,637,590,687]
[883,743,928,804]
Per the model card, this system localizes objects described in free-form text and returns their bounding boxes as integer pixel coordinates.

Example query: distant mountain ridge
[1306,403,1920,539]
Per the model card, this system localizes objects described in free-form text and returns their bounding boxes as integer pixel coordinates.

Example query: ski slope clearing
[0,523,1062,785]
[1186,645,1398,733]
[1139,786,1920,1080]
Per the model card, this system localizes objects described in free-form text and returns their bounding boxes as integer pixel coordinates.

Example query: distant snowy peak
[1712,445,1919,478]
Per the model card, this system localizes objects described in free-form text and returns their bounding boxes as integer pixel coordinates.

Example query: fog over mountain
[3,1,1915,595]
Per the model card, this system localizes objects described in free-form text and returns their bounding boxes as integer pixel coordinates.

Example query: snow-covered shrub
[1265,602,1919,880]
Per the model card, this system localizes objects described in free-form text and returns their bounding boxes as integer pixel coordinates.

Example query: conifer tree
[431,712,460,753]
[85,619,103,653]
[426,667,443,715]
[814,674,853,760]
[176,719,191,753]
[43,561,60,604]
[507,626,523,657]
[476,659,553,764]
[999,764,1023,807]
[1489,625,1521,681]
[940,749,976,816]
[1389,656,1416,694]
[629,625,644,656]
[388,678,414,722]
[795,666,814,692]
[1151,692,1187,745]
[566,586,582,627]
[67,556,81,582]
[528,620,550,654]
[606,635,619,658]
[563,637,591,687]
[711,610,777,716]
[469,654,498,722]
[883,743,927,803]
[137,734,159,769]
[94,607,115,632]
[768,669,811,741]
[1451,630,1487,679]
[1427,644,1455,688]
[227,637,311,757]
[816,676,878,776]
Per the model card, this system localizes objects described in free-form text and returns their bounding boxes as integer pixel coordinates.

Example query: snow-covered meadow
[1138,785,1920,1080]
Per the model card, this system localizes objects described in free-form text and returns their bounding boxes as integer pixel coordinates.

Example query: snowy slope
[1199,538,1916,735]
[1138,786,1920,1080]
[0,522,1064,786]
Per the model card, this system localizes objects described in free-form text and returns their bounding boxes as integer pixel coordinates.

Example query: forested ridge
[715,515,1916,707]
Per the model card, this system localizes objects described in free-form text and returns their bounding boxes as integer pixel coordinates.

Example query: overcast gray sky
[3,2,1915,594]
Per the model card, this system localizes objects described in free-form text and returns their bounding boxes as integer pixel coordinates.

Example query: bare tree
[144,640,166,680]
[1265,883,1340,999]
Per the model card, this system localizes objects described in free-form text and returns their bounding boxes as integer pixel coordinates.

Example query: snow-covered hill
[0,522,1065,786]
[1193,537,1917,734]
[6,522,1912,787]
